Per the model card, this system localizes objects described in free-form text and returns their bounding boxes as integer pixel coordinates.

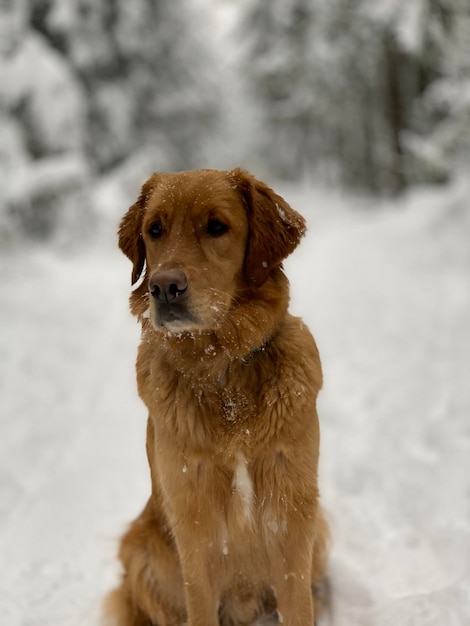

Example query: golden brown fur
[105,168,329,626]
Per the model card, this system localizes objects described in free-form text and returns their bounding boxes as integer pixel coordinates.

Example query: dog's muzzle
[148,270,198,328]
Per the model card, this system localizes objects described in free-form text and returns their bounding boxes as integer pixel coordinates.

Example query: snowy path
[286,181,470,624]
[1,180,469,625]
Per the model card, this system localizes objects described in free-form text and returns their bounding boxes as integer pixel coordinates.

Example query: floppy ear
[118,175,158,285]
[230,168,306,286]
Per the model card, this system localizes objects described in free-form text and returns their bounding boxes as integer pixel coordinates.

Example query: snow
[1,176,470,625]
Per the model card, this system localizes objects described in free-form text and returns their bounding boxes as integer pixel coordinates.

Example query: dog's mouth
[147,269,207,331]
[151,300,203,331]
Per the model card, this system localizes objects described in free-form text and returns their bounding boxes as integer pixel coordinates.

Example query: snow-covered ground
[1,176,469,625]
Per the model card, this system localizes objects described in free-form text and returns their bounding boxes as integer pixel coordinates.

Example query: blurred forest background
[0,0,469,243]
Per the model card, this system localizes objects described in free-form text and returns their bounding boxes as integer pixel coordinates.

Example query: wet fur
[104,168,329,626]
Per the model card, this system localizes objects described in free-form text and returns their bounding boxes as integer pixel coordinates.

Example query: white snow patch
[222,539,229,556]
[276,203,287,221]
[267,519,279,534]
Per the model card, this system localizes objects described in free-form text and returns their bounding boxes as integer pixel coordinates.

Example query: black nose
[149,270,188,301]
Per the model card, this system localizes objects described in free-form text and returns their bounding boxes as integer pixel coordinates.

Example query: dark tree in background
[406,0,470,184]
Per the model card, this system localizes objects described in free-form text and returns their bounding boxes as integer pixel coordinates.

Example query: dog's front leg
[183,575,219,626]
[274,573,314,626]
[270,526,316,626]
[176,540,220,626]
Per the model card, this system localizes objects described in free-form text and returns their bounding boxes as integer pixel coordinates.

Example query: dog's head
[118,168,305,331]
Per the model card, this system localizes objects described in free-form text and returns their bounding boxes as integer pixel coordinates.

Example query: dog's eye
[148,221,163,239]
[206,219,228,237]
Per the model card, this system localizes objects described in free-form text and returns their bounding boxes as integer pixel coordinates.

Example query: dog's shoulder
[266,313,322,393]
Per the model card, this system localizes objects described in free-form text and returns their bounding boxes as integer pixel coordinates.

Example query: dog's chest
[220,385,257,424]
[159,432,293,542]
[152,366,261,442]
[143,347,308,544]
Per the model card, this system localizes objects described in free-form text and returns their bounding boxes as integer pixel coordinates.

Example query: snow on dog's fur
[104,168,329,626]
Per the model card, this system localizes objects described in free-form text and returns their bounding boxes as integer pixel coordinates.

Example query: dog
[105,168,329,626]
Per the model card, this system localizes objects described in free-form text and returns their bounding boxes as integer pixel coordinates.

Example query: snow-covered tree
[239,0,469,192]
[0,0,89,242]
[240,0,320,180]
[404,1,470,181]
[240,0,398,187]
[1,0,227,242]
[34,0,222,173]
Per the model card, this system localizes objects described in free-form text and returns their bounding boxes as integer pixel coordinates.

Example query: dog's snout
[149,270,188,301]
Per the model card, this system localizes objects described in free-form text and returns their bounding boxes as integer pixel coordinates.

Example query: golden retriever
[105,168,329,626]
